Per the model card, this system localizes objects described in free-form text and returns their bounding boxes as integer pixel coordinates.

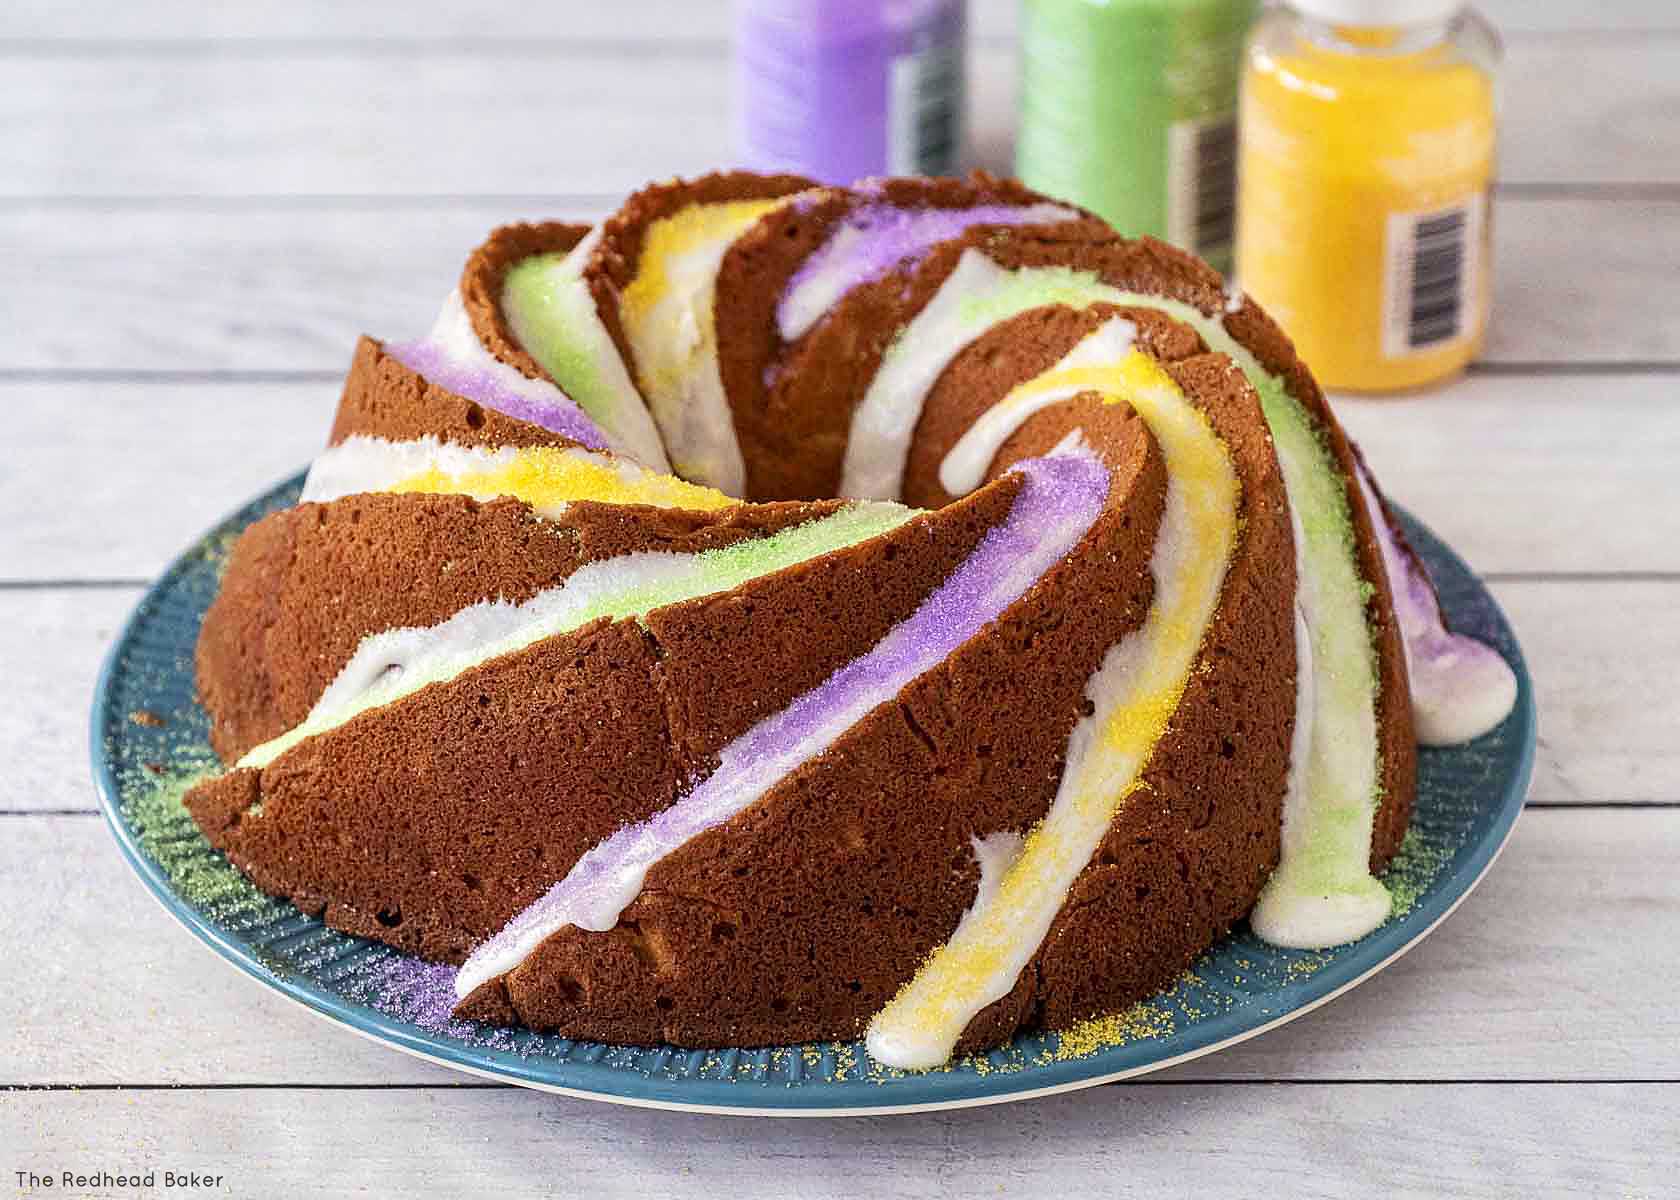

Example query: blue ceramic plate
[92,470,1535,1115]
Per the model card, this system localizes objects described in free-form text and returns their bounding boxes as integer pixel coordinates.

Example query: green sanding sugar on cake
[499,241,672,470]
[1249,376,1391,946]
[1259,382,1381,752]
[953,264,1108,327]
[242,502,918,769]
[610,501,916,616]
[503,253,607,407]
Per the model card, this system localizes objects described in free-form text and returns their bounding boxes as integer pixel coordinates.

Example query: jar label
[1381,192,1486,359]
[1167,112,1239,263]
[889,44,963,176]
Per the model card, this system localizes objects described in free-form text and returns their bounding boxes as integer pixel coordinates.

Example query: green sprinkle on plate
[91,470,1534,1115]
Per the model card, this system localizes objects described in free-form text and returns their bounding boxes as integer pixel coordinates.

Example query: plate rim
[90,469,1537,1116]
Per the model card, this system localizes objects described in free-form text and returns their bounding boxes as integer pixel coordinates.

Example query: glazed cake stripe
[775,201,1078,343]
[843,246,1396,950]
[842,250,1113,501]
[301,435,735,516]
[237,500,917,771]
[618,198,794,495]
[1353,460,1517,745]
[866,349,1240,1071]
[453,448,1113,1002]
[387,290,611,451]
[1248,393,1390,948]
[840,249,1223,501]
[939,316,1138,496]
[500,226,673,472]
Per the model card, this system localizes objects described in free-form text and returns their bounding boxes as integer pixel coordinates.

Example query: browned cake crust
[458,400,1172,1043]
[716,172,1112,501]
[901,302,1208,509]
[187,478,1024,966]
[743,181,1113,501]
[459,345,1298,1049]
[187,177,1419,1055]
[712,185,854,498]
[759,231,1220,501]
[759,227,1415,867]
[1026,351,1297,1037]
[327,335,586,453]
[195,491,842,763]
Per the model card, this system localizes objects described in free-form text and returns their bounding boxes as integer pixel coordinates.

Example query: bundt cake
[184,171,1517,1069]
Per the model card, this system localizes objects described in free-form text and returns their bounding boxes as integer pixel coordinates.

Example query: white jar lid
[1289,0,1464,26]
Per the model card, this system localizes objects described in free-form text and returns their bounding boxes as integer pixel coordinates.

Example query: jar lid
[1289,0,1465,25]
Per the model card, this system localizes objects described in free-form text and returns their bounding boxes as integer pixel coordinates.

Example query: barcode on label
[1167,114,1237,262]
[889,44,962,175]
[1383,195,1485,357]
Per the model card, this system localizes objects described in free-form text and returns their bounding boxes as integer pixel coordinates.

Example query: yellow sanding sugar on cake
[866,351,1240,1070]
[616,197,790,495]
[388,446,734,512]
[620,199,787,336]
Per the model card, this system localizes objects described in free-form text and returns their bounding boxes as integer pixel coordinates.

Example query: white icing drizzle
[1250,597,1378,948]
[966,830,1026,918]
[1247,409,1390,950]
[299,434,682,520]
[620,201,787,496]
[865,354,1238,1070]
[237,499,916,771]
[241,552,706,771]
[938,317,1136,496]
[501,226,672,472]
[419,287,620,441]
[303,436,516,505]
[843,247,1397,958]
[1353,462,1518,745]
[842,252,1033,500]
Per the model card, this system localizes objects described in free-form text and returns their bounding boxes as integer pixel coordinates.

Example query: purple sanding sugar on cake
[455,449,1111,999]
[1353,459,1516,744]
[776,202,1077,343]
[387,338,610,450]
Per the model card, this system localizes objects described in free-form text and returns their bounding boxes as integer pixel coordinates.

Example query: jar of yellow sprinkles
[1236,0,1501,392]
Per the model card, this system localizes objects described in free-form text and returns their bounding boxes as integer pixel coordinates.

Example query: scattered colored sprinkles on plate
[1053,1000,1178,1062]
[120,757,265,918]
[1382,826,1458,920]
[98,473,1505,1091]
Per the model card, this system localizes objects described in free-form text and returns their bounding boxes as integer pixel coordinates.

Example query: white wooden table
[3,1,1676,1195]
